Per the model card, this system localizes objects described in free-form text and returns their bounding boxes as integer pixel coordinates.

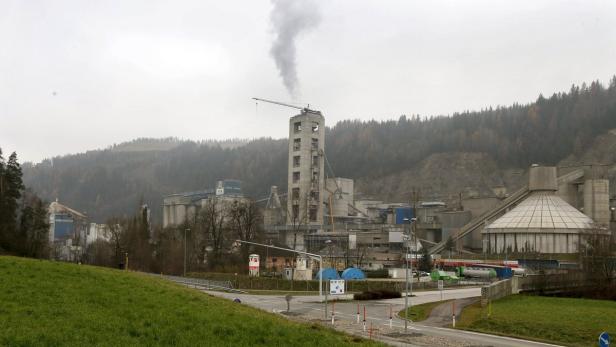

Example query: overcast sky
[2,0,615,163]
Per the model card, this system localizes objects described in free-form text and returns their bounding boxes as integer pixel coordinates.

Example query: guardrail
[160,274,247,294]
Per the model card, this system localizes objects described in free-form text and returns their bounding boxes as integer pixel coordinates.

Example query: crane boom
[252,97,311,112]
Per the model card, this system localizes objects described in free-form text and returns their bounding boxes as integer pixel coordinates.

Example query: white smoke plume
[269,0,321,99]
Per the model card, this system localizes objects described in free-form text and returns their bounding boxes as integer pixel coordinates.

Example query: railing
[163,275,247,294]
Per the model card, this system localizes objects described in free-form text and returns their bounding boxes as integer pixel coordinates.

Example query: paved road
[202,287,562,347]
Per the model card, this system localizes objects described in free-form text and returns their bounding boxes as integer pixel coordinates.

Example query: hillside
[21,77,616,223]
[355,152,527,203]
[0,256,378,346]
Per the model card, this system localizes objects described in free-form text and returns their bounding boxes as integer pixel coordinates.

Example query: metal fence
[159,274,246,294]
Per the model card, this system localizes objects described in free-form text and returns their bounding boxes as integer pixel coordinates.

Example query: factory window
[311,138,318,150]
[312,155,319,167]
[292,188,300,200]
[292,205,299,219]
[293,156,300,167]
[294,122,302,133]
[309,208,318,221]
[293,171,300,183]
[311,122,319,132]
[310,191,319,202]
[312,171,318,182]
[293,138,301,151]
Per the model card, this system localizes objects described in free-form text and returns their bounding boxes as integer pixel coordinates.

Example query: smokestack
[269,0,321,99]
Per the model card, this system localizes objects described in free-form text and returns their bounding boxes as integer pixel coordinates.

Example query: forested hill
[22,77,616,223]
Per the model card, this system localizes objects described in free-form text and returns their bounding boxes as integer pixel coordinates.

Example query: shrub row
[354,290,402,300]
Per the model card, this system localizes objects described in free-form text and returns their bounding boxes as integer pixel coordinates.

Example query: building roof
[49,201,87,219]
[486,192,594,230]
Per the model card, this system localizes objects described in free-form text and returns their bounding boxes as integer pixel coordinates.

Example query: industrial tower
[287,109,325,227]
[253,98,325,251]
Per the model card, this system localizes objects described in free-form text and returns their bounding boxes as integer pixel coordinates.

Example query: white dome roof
[486,192,594,230]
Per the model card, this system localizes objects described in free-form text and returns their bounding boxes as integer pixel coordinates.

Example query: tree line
[86,198,263,275]
[0,149,49,258]
[21,76,616,224]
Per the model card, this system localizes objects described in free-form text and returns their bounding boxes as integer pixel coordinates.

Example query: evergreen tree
[417,246,433,272]
[18,192,49,258]
[0,150,24,252]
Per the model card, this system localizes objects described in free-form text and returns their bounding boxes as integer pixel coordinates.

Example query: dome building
[483,166,604,254]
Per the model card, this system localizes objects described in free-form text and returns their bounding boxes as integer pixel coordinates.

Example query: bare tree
[200,197,227,263]
[106,217,124,266]
[228,199,262,266]
[579,225,615,287]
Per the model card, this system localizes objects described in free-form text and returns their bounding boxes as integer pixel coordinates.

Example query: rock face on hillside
[357,130,616,205]
[559,129,616,196]
[355,152,527,204]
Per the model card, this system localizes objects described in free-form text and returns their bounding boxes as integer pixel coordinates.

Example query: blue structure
[341,267,365,280]
[315,268,340,280]
[394,207,414,224]
[52,213,75,240]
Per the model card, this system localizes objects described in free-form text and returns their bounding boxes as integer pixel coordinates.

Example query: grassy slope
[457,295,616,347]
[0,256,380,347]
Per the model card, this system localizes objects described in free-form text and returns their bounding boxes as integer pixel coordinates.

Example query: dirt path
[421,297,479,327]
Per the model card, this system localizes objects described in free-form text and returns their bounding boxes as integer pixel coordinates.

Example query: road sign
[330,279,345,295]
[438,280,444,290]
[599,332,610,347]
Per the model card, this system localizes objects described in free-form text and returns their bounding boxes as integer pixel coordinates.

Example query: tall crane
[252,97,314,113]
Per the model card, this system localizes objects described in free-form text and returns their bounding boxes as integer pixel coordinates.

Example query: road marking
[415,324,564,347]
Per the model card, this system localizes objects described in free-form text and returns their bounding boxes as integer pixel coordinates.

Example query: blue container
[315,268,340,280]
[341,267,366,280]
[495,267,513,279]
[394,207,414,224]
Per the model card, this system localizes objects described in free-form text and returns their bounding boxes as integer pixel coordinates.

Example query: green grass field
[398,300,452,322]
[457,294,616,347]
[0,256,381,346]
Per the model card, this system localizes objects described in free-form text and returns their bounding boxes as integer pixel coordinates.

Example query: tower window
[294,122,302,133]
[293,138,301,151]
[293,156,300,167]
[292,205,299,220]
[310,191,319,201]
[293,172,300,183]
[309,208,318,221]
[312,156,319,167]
[311,122,319,132]
[311,138,318,150]
[292,188,300,200]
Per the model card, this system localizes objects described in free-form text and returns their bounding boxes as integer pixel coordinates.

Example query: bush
[353,289,401,300]
[364,269,389,278]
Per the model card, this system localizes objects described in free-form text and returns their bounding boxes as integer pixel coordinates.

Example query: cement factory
[160,99,615,280]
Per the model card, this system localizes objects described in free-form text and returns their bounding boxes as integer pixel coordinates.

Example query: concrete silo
[482,166,606,254]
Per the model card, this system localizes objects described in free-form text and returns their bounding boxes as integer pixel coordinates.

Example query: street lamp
[402,217,417,332]
[184,228,190,277]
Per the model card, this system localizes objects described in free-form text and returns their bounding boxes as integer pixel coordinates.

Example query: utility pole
[184,228,190,277]
[404,223,409,332]
[403,217,417,332]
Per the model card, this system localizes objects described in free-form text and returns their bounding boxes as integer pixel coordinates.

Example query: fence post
[363,306,366,332]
